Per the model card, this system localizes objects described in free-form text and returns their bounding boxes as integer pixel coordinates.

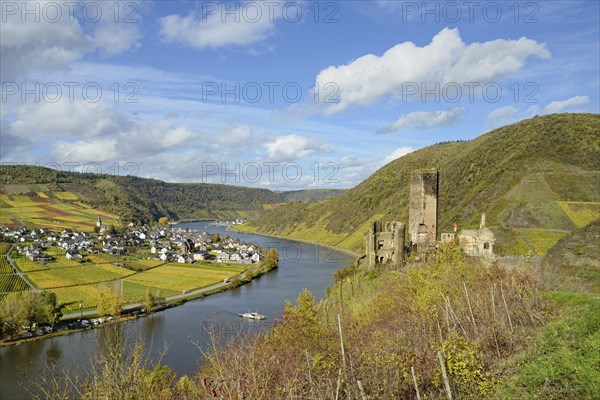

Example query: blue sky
[1,0,598,189]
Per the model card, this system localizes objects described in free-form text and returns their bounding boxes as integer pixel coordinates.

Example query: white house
[177,255,186,263]
[159,253,168,261]
[217,252,230,262]
[229,252,242,262]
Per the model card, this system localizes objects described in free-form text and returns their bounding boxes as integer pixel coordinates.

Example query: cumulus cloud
[263,134,329,162]
[544,96,589,113]
[377,107,464,134]
[314,28,550,114]
[0,0,141,81]
[159,1,279,49]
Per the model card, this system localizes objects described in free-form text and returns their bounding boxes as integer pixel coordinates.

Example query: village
[0,217,265,267]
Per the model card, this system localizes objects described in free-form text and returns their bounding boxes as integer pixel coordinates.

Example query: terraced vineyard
[0,274,29,292]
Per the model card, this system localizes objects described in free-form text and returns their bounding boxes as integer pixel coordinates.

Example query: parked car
[36,329,45,336]
[21,332,33,338]
[106,316,114,321]
[81,320,90,327]
[223,278,231,283]
[97,318,104,324]
[182,290,189,294]
[91,319,99,325]
[44,326,53,333]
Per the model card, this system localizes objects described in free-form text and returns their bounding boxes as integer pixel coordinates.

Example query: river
[0,222,353,399]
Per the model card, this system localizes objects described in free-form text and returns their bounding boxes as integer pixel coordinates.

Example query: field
[49,282,135,311]
[0,257,12,274]
[122,281,178,301]
[0,191,118,231]
[124,263,245,293]
[27,264,134,289]
[0,275,29,292]
[558,201,600,228]
[0,243,11,254]
[126,259,165,270]
[518,229,569,256]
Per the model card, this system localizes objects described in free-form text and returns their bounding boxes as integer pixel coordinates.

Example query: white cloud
[314,28,550,114]
[382,146,415,165]
[263,134,328,162]
[487,106,518,122]
[544,96,589,113]
[377,107,464,133]
[9,99,130,138]
[0,1,142,81]
[159,2,279,49]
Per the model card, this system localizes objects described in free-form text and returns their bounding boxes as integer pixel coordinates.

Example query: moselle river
[0,222,353,399]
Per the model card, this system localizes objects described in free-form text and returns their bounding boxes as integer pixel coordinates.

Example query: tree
[97,287,124,317]
[144,289,156,312]
[0,293,25,338]
[44,292,63,327]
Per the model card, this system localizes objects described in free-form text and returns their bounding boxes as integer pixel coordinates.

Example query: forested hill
[243,113,600,254]
[0,166,289,223]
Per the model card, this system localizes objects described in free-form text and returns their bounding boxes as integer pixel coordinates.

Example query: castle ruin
[408,169,438,249]
[366,169,438,268]
[366,221,405,269]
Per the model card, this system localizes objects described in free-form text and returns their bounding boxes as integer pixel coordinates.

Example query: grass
[26,264,134,289]
[124,263,244,293]
[0,275,29,292]
[494,291,600,399]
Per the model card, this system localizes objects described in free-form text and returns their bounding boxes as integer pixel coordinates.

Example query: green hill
[242,113,600,254]
[0,166,287,227]
[0,166,347,229]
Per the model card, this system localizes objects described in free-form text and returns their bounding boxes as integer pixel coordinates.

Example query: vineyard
[0,274,29,292]
[27,264,134,289]
[0,256,12,274]
[0,243,11,254]
[124,264,243,293]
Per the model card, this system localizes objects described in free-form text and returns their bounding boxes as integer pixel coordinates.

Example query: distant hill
[0,166,346,229]
[280,189,345,202]
[243,113,600,254]
[0,166,287,226]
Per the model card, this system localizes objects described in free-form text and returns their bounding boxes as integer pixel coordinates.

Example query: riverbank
[231,224,361,259]
[0,257,279,348]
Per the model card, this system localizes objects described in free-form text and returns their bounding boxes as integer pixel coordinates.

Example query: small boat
[238,311,267,320]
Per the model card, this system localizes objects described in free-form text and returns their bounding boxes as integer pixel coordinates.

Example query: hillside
[280,189,345,202]
[0,166,347,229]
[243,113,600,254]
[0,166,288,227]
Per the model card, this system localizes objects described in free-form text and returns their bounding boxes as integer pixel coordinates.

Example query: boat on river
[239,311,266,320]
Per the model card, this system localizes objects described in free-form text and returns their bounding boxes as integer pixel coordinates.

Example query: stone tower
[408,169,438,249]
[366,221,405,269]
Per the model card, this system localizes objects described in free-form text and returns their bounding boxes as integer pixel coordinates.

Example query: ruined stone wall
[408,170,438,248]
